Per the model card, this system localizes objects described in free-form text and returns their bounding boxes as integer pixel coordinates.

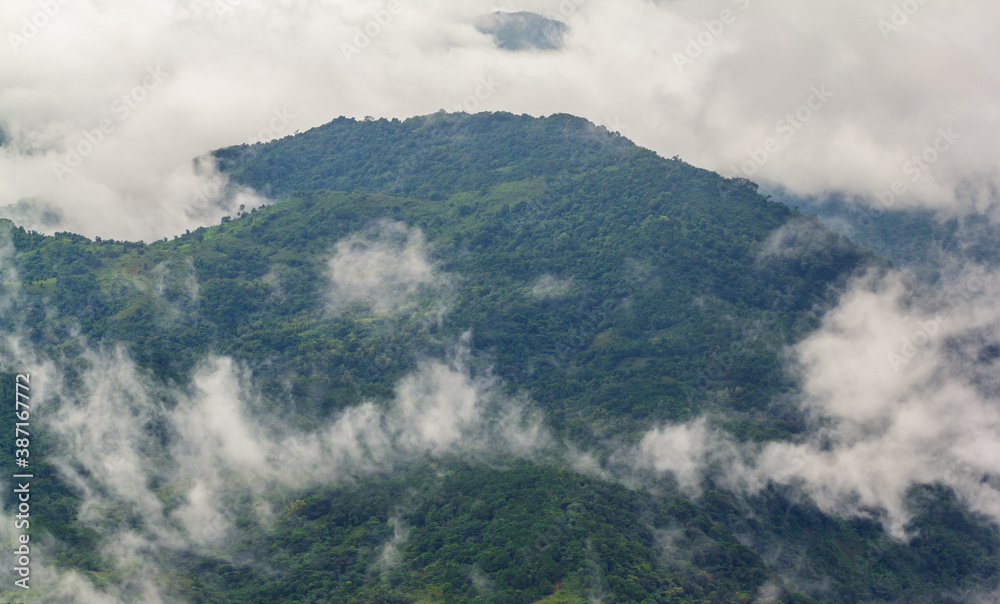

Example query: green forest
[1,112,997,602]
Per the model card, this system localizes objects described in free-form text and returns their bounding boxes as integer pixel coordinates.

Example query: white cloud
[631,266,1000,538]
[529,273,573,299]
[175,356,268,472]
[635,418,726,495]
[0,321,553,599]
[3,0,1000,593]
[49,346,164,522]
[1,1,998,240]
[756,217,852,263]
[326,220,451,318]
[751,267,1000,536]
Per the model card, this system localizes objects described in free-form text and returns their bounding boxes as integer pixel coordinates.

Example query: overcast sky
[1,0,998,240]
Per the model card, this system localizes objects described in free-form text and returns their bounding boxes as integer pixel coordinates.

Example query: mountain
[2,112,997,603]
[474,12,568,51]
[768,189,1000,278]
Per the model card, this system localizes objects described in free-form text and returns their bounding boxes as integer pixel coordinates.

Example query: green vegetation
[2,112,997,602]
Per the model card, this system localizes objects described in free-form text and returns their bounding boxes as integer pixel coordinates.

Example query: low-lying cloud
[528,273,573,299]
[753,266,1000,536]
[756,216,858,264]
[2,1,999,240]
[629,265,1000,538]
[326,220,452,318]
[0,325,551,600]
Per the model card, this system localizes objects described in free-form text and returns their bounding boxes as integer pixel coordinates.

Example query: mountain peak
[474,11,569,51]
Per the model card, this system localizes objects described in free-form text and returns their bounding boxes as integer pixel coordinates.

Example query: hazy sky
[1,0,998,240]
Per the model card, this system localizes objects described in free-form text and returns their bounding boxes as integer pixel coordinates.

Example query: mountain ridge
[2,111,996,603]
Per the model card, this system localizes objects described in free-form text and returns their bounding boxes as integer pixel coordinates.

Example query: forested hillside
[2,112,996,603]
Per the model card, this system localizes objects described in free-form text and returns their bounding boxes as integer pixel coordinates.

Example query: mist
[2,1,999,240]
[3,0,1000,598]
[0,224,551,601]
[325,219,452,319]
[625,260,1000,545]
[0,334,552,600]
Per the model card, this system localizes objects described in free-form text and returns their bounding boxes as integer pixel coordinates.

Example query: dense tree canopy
[1,112,996,602]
